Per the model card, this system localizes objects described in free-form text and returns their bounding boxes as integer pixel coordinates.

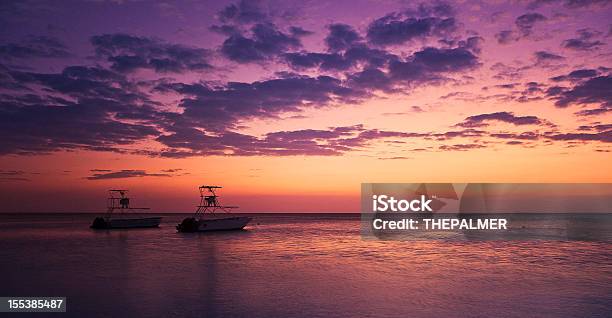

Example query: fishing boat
[90,190,162,229]
[176,185,251,232]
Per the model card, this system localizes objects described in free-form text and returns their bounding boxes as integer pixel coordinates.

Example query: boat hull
[91,217,162,229]
[177,216,251,232]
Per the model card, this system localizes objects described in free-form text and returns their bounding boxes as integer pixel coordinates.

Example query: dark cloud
[366,3,456,46]
[439,144,486,151]
[456,112,548,128]
[91,33,211,73]
[528,0,612,9]
[161,168,183,172]
[574,108,612,116]
[210,24,240,36]
[280,8,478,92]
[489,132,539,140]
[378,156,412,160]
[550,69,599,81]
[325,24,361,52]
[221,23,303,63]
[547,131,612,143]
[86,170,172,180]
[285,52,352,71]
[535,51,564,62]
[289,26,313,37]
[495,30,519,44]
[430,129,486,140]
[285,44,396,72]
[152,125,426,157]
[156,73,367,134]
[495,13,546,44]
[388,46,479,83]
[547,75,612,116]
[218,0,267,24]
[0,36,70,59]
[409,46,479,73]
[562,29,604,50]
[2,60,608,158]
[489,62,530,80]
[515,13,547,36]
[0,170,30,182]
[0,66,161,155]
[383,105,426,116]
[344,43,480,92]
[577,124,612,131]
[495,83,519,89]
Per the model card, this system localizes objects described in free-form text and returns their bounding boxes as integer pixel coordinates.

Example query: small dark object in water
[91,217,109,229]
[177,217,199,232]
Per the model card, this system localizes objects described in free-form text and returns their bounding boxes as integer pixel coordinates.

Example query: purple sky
[0,0,610,212]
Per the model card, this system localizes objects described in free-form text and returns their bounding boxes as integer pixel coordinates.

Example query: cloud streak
[91,34,211,73]
[86,170,172,180]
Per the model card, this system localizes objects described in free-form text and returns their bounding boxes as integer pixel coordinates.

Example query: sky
[0,0,610,213]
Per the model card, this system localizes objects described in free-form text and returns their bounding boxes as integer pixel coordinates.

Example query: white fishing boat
[91,190,162,229]
[176,185,251,232]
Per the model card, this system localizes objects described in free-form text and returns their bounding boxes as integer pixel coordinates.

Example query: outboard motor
[90,217,109,229]
[177,217,199,232]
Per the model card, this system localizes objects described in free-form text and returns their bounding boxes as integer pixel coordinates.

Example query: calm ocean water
[0,213,610,318]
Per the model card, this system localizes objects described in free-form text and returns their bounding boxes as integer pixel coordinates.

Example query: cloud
[456,112,549,128]
[388,46,480,84]
[577,124,612,131]
[0,66,161,155]
[91,33,211,73]
[221,23,304,63]
[0,170,30,182]
[495,13,547,44]
[2,61,609,158]
[534,50,564,63]
[157,73,367,132]
[0,36,71,59]
[0,1,610,161]
[161,168,183,173]
[495,30,519,44]
[1,46,476,158]
[494,83,519,89]
[547,74,612,115]
[218,0,268,24]
[378,156,412,160]
[366,3,456,46]
[477,128,612,145]
[528,0,612,9]
[285,44,396,72]
[151,125,426,157]
[86,169,172,180]
[439,144,486,151]
[489,132,539,140]
[562,29,604,50]
[281,11,479,91]
[547,131,612,143]
[550,69,600,82]
[382,106,425,116]
[515,13,547,36]
[325,24,362,52]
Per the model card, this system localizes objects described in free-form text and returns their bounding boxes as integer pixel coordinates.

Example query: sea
[0,213,610,318]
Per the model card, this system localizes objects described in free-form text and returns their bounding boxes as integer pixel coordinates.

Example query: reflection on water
[0,214,610,318]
